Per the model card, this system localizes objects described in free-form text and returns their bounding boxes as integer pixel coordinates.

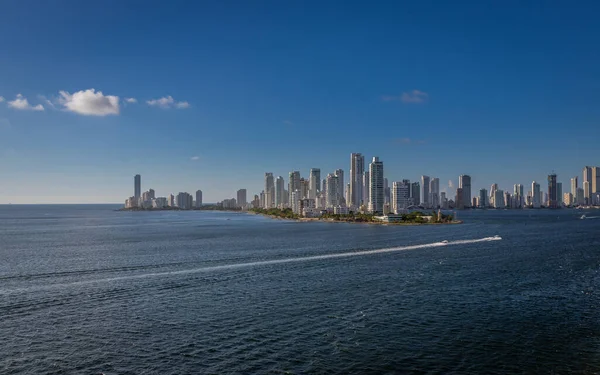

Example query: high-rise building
[300,178,309,199]
[134,174,141,199]
[362,172,370,206]
[455,188,464,209]
[583,181,590,205]
[556,182,562,207]
[571,177,578,198]
[494,189,505,208]
[576,187,584,206]
[290,190,301,214]
[334,169,344,204]
[593,167,600,195]
[548,174,558,209]
[421,176,430,207]
[392,181,410,213]
[410,182,420,207]
[349,153,365,208]
[440,192,448,209]
[563,192,573,206]
[195,190,203,208]
[583,166,593,205]
[176,192,193,210]
[368,157,384,214]
[264,173,275,208]
[504,191,511,208]
[532,181,541,208]
[168,194,175,207]
[459,175,472,208]
[289,171,301,197]
[490,183,498,207]
[430,178,440,208]
[326,173,339,207]
[275,177,285,207]
[236,189,246,208]
[345,183,351,207]
[513,184,524,208]
[479,188,488,208]
[309,168,321,199]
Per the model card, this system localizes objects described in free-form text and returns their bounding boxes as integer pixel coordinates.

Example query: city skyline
[2,2,600,203]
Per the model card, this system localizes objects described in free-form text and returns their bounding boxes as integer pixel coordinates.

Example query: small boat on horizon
[581,215,587,220]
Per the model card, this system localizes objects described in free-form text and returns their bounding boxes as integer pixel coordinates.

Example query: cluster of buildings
[124,174,203,209]
[247,155,600,217]
[124,162,600,215]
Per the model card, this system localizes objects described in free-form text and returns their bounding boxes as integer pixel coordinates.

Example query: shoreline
[253,212,462,226]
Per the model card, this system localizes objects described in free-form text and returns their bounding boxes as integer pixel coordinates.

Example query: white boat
[441,240,449,244]
[581,215,587,220]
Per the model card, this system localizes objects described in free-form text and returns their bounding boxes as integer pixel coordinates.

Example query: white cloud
[58,89,119,116]
[125,97,137,103]
[147,95,189,109]
[190,156,200,161]
[7,94,44,111]
[382,90,429,104]
[38,95,56,110]
[0,96,4,102]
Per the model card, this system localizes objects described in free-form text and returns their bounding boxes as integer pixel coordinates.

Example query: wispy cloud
[7,94,44,111]
[0,96,4,103]
[190,156,200,161]
[392,137,427,145]
[147,96,189,109]
[38,95,56,110]
[382,90,429,104]
[124,97,137,104]
[58,89,120,116]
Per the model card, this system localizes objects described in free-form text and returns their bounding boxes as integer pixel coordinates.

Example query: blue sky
[1,0,599,203]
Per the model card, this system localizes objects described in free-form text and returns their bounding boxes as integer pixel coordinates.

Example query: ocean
[1,205,599,374]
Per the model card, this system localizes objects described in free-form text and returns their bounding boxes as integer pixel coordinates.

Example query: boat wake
[0,236,502,294]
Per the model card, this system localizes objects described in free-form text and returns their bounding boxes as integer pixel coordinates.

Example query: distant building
[290,190,301,214]
[134,174,141,200]
[195,190,203,208]
[362,171,370,206]
[309,168,321,199]
[289,171,301,196]
[494,189,505,208]
[563,192,573,206]
[421,176,430,207]
[513,184,524,208]
[479,189,488,208]
[430,177,440,208]
[368,157,384,214]
[556,182,562,207]
[275,176,285,207]
[410,182,420,207]
[490,183,498,207]
[350,153,365,208]
[576,187,584,206]
[326,173,340,207]
[504,191,511,208]
[571,177,578,203]
[264,173,275,209]
[548,174,558,208]
[459,175,472,208]
[455,187,464,209]
[392,181,410,213]
[335,169,344,204]
[584,181,591,206]
[152,197,168,208]
[440,192,448,209]
[532,181,541,208]
[472,197,477,208]
[176,192,193,209]
[168,194,175,207]
[300,178,309,200]
[237,189,247,208]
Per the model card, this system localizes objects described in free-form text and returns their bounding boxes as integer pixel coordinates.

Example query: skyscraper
[584,181,590,205]
[392,181,410,213]
[236,189,247,208]
[571,177,578,203]
[309,168,321,199]
[429,177,440,208]
[532,181,541,208]
[513,184,524,208]
[345,183,351,207]
[275,177,285,207]
[349,153,365,208]
[334,169,344,204]
[134,174,141,199]
[326,173,339,207]
[410,182,420,207]
[362,172,370,206]
[548,174,558,208]
[421,176,430,207]
[195,190,203,208]
[593,167,600,195]
[556,182,562,207]
[490,183,498,207]
[264,173,275,208]
[479,188,488,208]
[289,171,301,196]
[368,157,384,214]
[455,187,464,209]
[459,175,471,208]
[583,166,593,205]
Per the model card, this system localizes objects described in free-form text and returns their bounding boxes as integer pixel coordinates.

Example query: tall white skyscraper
[571,177,578,203]
[349,153,365,208]
[368,157,384,214]
[195,190,203,208]
[325,173,339,207]
[490,183,498,207]
[421,176,430,207]
[264,173,275,208]
[275,176,285,207]
[583,166,593,205]
[334,169,344,204]
[532,181,541,208]
[309,168,321,199]
[584,181,590,205]
[513,184,524,208]
[459,175,471,208]
[494,189,505,208]
[429,177,440,208]
[345,183,351,207]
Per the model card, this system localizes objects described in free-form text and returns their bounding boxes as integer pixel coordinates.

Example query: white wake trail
[0,236,502,294]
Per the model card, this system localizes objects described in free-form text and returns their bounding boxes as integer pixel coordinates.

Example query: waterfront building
[275,176,285,207]
[571,177,578,203]
[349,153,365,208]
[368,157,384,214]
[584,181,590,205]
[490,183,498,207]
[195,190,203,208]
[455,188,464,209]
[410,182,420,207]
[300,178,309,199]
[392,181,410,213]
[430,177,440,208]
[309,168,321,199]
[556,182,562,207]
[514,184,524,208]
[363,171,370,206]
[440,192,448,209]
[345,183,351,207]
[168,194,174,207]
[326,173,340,207]
[421,176,430,207]
[504,191,511,208]
[472,197,477,208]
[576,187,584,206]
[563,193,573,206]
[459,175,472,208]
[259,191,265,208]
[334,169,344,204]
[222,198,237,209]
[334,205,349,215]
[290,190,301,214]
[237,189,247,208]
[289,171,301,196]
[479,188,488,208]
[548,174,558,208]
[134,174,141,200]
[176,192,193,209]
[532,181,541,208]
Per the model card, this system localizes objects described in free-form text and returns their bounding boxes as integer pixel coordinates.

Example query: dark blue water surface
[1,205,600,374]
